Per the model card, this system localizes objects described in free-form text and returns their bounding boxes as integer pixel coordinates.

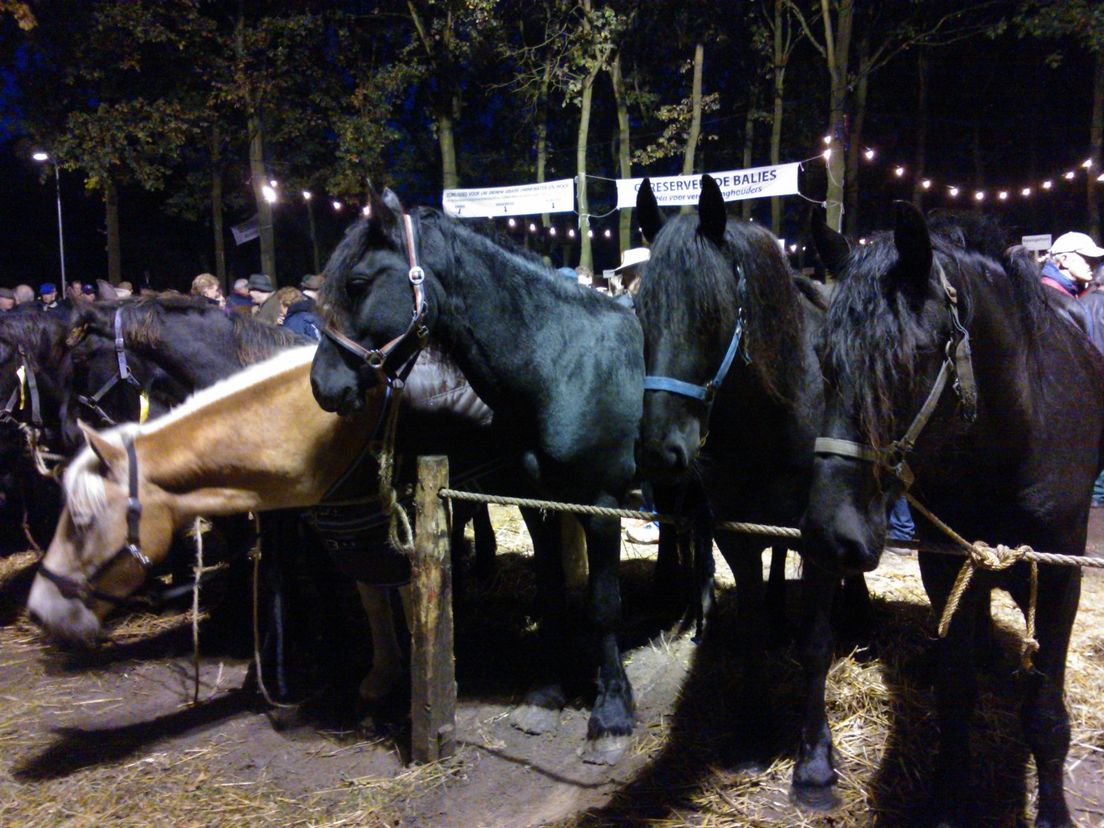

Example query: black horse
[310,186,644,764]
[633,176,868,767]
[803,203,1104,827]
[0,312,70,548]
[59,296,304,450]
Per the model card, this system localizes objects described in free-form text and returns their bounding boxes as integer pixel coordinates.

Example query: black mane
[636,214,804,401]
[0,311,69,368]
[73,296,302,365]
[823,217,1053,448]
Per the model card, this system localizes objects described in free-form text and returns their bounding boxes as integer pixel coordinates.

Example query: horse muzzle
[27,572,103,648]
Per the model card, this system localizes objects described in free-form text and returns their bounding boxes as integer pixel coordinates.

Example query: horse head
[0,311,69,442]
[311,185,442,416]
[27,422,178,646]
[636,175,803,481]
[803,202,975,574]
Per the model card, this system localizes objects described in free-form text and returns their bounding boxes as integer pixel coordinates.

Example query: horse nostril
[665,440,689,471]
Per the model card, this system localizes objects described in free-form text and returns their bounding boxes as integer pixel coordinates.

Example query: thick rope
[378,388,415,555]
[906,493,1042,669]
[192,517,203,704]
[438,488,1104,571]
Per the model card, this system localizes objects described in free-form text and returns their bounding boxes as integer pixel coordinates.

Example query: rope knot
[969,541,1031,572]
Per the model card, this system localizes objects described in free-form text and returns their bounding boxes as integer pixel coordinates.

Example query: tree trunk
[823,0,853,232]
[844,43,869,236]
[741,86,758,222]
[249,111,276,284]
[610,52,633,253]
[105,177,121,285]
[576,64,599,273]
[681,43,704,176]
[438,106,459,191]
[912,50,929,208]
[769,0,786,235]
[210,129,226,288]
[1088,51,1103,239]
[536,62,551,229]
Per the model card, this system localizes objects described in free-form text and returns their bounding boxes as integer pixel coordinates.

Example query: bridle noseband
[38,437,150,610]
[813,260,978,489]
[76,308,150,426]
[322,212,430,388]
[643,264,748,407]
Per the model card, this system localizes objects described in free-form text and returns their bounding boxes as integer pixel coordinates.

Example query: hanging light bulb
[549,226,557,237]
[568,228,576,239]
[261,184,277,204]
[603,228,611,238]
[1042,180,1053,190]
[822,135,832,145]
[858,238,868,246]
[920,179,932,190]
[1063,170,1076,180]
[507,217,516,228]
[268,179,278,188]
[1021,187,1032,197]
[1082,158,1094,169]
[948,186,960,198]
[361,205,370,216]
[863,148,875,161]
[587,229,593,238]
[998,191,1008,201]
[332,200,342,211]
[302,190,312,200]
[974,191,985,201]
[822,148,832,161]
[894,166,906,177]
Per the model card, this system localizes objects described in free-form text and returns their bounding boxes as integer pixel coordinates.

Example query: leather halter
[322,213,430,387]
[1,346,42,430]
[643,265,747,405]
[76,308,148,426]
[813,261,978,488]
[38,437,150,609]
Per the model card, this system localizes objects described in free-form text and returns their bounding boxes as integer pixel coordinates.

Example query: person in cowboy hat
[610,247,651,296]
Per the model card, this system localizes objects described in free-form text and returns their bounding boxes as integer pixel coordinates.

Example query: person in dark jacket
[283,295,322,340]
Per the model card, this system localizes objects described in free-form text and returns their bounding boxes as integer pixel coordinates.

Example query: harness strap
[76,311,146,425]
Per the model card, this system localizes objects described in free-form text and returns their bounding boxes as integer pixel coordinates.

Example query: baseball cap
[612,247,651,272]
[81,283,96,295]
[39,282,56,295]
[1051,232,1104,258]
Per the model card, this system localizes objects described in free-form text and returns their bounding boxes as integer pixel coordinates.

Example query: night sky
[0,9,1098,291]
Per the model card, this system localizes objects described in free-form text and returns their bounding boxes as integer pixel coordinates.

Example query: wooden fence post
[410,455,456,763]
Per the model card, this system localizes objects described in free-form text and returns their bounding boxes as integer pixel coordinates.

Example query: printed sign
[615,162,801,209]
[1021,233,1052,252]
[442,178,576,218]
[231,214,260,245]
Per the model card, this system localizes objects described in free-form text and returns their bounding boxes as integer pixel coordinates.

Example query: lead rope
[192,517,203,704]
[250,536,299,710]
[907,493,1039,670]
[377,383,415,555]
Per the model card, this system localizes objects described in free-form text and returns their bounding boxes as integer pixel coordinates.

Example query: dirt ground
[1,506,1103,827]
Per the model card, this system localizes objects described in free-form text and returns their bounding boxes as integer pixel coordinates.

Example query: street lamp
[32,152,67,295]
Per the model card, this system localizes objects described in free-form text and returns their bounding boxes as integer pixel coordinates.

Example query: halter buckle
[409,266,425,285]
[128,544,151,569]
[366,350,386,369]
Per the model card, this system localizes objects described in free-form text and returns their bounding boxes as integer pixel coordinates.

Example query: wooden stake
[410,455,456,763]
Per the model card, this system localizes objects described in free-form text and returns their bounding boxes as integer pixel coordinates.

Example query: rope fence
[437,487,1104,570]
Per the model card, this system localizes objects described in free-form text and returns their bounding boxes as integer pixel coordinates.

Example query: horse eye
[346,279,369,299]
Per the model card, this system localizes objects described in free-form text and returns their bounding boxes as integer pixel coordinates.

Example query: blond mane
[62,346,318,525]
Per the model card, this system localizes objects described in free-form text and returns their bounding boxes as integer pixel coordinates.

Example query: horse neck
[137,357,376,516]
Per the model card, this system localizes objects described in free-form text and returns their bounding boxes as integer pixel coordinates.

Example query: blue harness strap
[643,314,744,403]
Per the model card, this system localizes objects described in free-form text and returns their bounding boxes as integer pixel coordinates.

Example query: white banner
[1022,233,1052,252]
[442,178,575,218]
[615,162,801,209]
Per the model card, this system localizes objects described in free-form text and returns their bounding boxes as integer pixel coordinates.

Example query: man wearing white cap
[1041,231,1104,298]
[611,246,650,296]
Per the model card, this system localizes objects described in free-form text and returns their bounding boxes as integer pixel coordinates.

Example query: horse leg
[791,559,841,810]
[765,544,789,647]
[919,553,983,827]
[356,582,405,702]
[1010,565,1079,828]
[834,574,873,643]
[578,503,634,765]
[472,503,497,579]
[509,508,568,735]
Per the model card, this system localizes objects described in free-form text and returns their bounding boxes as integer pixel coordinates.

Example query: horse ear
[811,208,851,273]
[380,187,405,216]
[892,200,933,288]
[365,185,399,233]
[636,179,666,243]
[79,420,124,472]
[697,174,727,246]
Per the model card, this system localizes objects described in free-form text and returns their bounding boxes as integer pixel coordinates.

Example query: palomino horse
[803,204,1104,826]
[28,344,503,704]
[311,186,643,764]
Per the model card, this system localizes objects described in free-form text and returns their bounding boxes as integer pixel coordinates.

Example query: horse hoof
[578,734,630,765]
[789,783,840,812]
[509,704,561,735]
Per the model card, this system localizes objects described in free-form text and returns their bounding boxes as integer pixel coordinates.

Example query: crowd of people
[0,272,325,341]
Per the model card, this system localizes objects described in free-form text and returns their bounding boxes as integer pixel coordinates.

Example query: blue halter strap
[642,317,743,402]
[643,266,747,403]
